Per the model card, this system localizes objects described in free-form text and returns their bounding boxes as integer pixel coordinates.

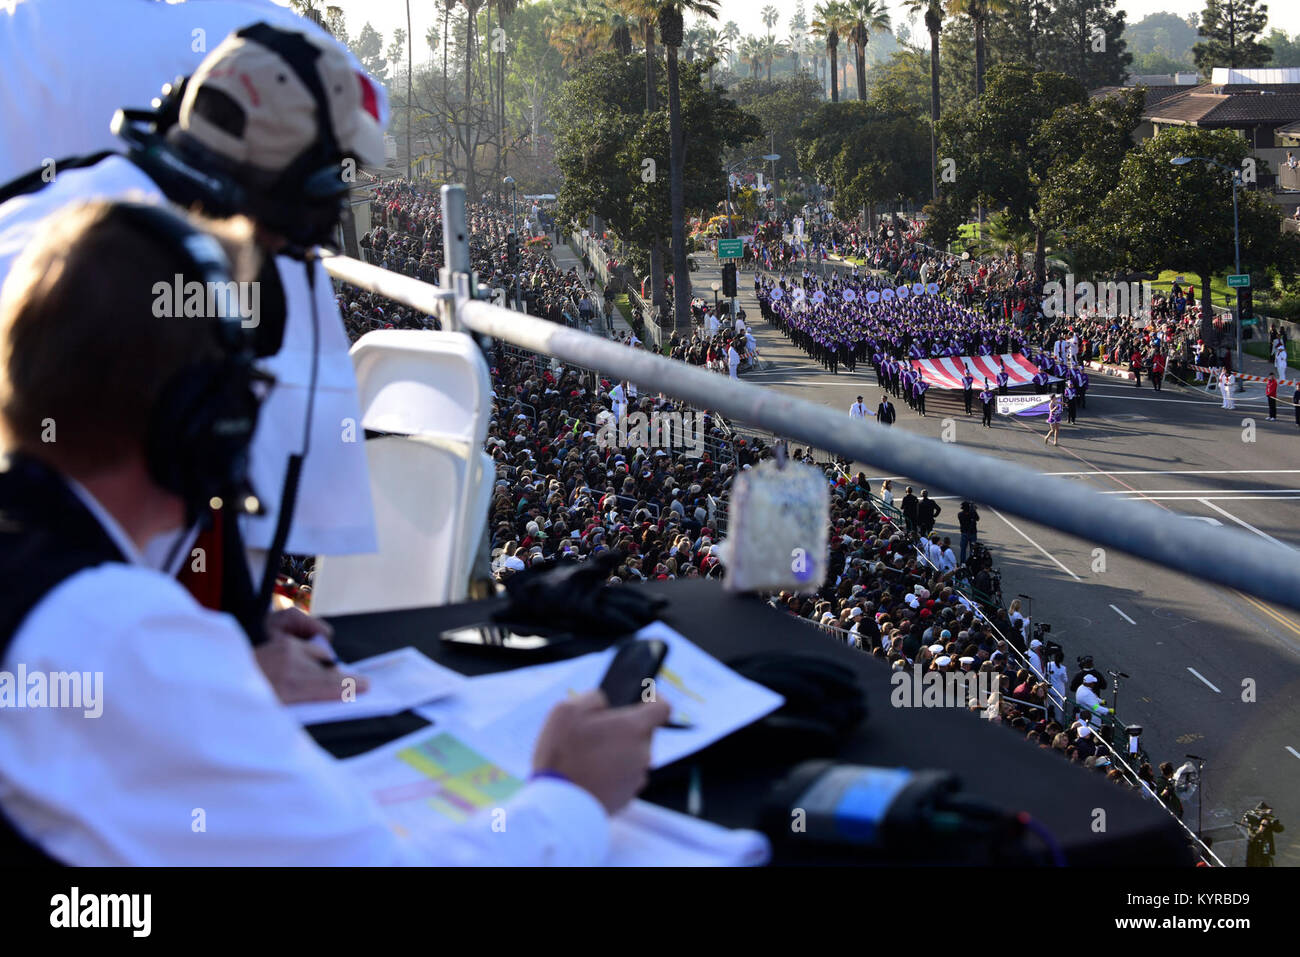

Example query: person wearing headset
[0,200,669,865]
[0,22,383,688]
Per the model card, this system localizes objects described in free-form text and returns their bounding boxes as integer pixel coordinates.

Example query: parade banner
[997,394,1054,416]
[910,353,1047,390]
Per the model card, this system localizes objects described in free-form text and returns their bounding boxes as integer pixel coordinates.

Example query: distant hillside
[1123,11,1199,60]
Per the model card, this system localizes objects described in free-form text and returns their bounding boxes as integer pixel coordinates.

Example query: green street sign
[718,238,744,259]
[1241,318,1259,326]
[1227,274,1251,288]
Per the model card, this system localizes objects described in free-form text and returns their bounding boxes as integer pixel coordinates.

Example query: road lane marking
[1109,604,1137,625]
[1042,469,1300,477]
[1187,668,1221,693]
[1085,390,1269,406]
[1198,499,1296,552]
[990,509,1082,581]
[1287,746,1300,761]
[1098,488,1300,495]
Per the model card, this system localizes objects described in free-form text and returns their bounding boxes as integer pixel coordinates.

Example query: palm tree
[757,34,788,81]
[616,0,669,316]
[761,5,780,34]
[694,24,723,85]
[904,0,943,198]
[944,0,1008,98]
[787,27,804,72]
[740,35,764,78]
[656,0,721,338]
[812,2,850,103]
[494,0,519,179]
[846,0,890,101]
[720,19,741,71]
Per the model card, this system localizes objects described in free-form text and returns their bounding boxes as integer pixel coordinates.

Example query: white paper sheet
[343,722,770,865]
[291,647,467,726]
[415,622,785,776]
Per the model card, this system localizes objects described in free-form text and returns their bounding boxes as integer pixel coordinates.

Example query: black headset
[111,21,354,250]
[109,201,269,529]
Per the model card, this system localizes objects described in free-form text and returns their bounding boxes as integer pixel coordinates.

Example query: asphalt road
[699,253,1300,864]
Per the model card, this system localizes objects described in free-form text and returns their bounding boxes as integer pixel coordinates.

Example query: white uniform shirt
[0,156,377,559]
[848,402,869,419]
[1075,684,1110,726]
[939,547,957,573]
[0,486,608,865]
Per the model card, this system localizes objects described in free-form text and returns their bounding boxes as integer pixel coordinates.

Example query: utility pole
[405,0,412,181]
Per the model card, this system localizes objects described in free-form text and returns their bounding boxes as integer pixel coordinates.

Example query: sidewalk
[546,239,637,340]
[549,240,633,338]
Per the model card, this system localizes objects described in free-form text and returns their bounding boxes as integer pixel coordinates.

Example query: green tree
[1193,0,1272,72]
[1125,11,1201,60]
[813,1,853,102]
[847,0,891,100]
[659,0,723,338]
[1082,126,1297,340]
[944,0,1010,97]
[386,27,408,75]
[1264,28,1300,67]
[797,100,930,226]
[1036,88,1145,271]
[726,74,827,176]
[1049,0,1132,90]
[554,53,761,317]
[937,63,1088,280]
[323,5,349,45]
[903,0,945,198]
[351,22,390,85]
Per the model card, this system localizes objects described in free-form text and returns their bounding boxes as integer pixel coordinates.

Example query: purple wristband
[529,769,571,785]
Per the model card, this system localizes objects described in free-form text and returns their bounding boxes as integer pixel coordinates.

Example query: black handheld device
[599,639,668,708]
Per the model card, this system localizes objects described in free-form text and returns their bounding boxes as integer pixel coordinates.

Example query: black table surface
[320,579,1192,865]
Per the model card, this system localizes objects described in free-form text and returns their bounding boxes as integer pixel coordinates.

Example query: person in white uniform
[0,199,669,866]
[1074,674,1111,729]
[1220,369,1235,409]
[1275,342,1289,383]
[727,342,741,379]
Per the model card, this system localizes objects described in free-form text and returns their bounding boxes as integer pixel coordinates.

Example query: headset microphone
[110,202,271,530]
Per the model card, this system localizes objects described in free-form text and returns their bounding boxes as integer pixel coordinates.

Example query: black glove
[497,552,668,637]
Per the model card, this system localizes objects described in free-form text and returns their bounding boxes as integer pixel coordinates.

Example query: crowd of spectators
[299,181,1186,820]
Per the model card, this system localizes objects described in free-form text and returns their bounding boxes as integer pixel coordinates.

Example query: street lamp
[1171,155,1244,391]
[503,175,520,311]
[710,279,721,315]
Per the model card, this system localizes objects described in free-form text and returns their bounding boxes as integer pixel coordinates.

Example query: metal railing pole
[321,252,1300,614]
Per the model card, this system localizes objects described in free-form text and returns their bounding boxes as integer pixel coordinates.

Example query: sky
[281,0,1300,68]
